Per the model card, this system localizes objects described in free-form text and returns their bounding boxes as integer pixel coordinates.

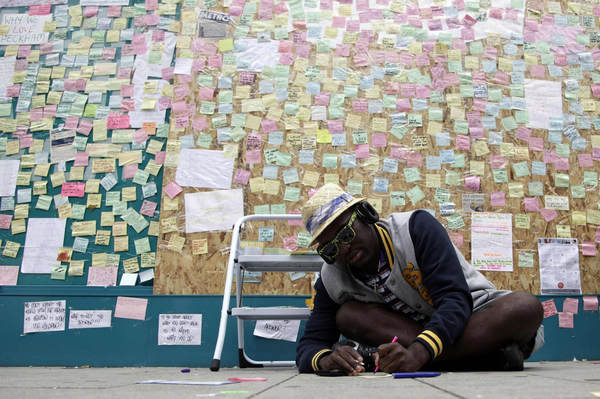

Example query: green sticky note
[231,113,246,127]
[196,133,212,148]
[199,101,216,115]
[347,180,363,195]
[446,214,465,230]
[583,171,598,187]
[322,154,338,168]
[512,162,530,178]
[296,232,312,248]
[429,108,443,121]
[518,252,534,268]
[493,168,508,183]
[275,152,292,167]
[50,265,67,280]
[284,186,301,202]
[571,184,586,199]
[515,110,529,124]
[451,154,465,169]
[488,88,502,101]
[134,237,151,254]
[554,173,570,188]
[454,120,469,134]
[404,167,421,183]
[0,103,12,117]
[445,170,460,186]
[469,41,484,55]
[83,104,98,118]
[501,116,517,131]
[133,170,150,185]
[71,204,86,220]
[254,204,270,214]
[271,203,286,214]
[36,195,52,210]
[390,191,406,207]
[407,186,425,205]
[460,85,474,98]
[528,181,544,196]
[556,143,570,157]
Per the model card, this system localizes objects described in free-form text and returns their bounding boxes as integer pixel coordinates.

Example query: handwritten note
[21,218,66,274]
[0,14,51,45]
[23,300,66,334]
[158,314,202,345]
[69,310,112,329]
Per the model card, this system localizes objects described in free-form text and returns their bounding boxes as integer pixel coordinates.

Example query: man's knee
[336,301,368,337]
[511,291,543,326]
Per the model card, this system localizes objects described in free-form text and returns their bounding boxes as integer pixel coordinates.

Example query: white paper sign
[158,314,202,346]
[0,14,51,45]
[538,238,582,295]
[185,189,244,232]
[176,149,234,189]
[69,310,112,329]
[471,212,513,272]
[0,159,20,197]
[525,79,563,130]
[0,57,16,97]
[234,39,280,72]
[253,319,301,342]
[23,300,66,334]
[21,218,67,274]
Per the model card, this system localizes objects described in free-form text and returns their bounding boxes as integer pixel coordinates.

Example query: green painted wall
[0,287,598,367]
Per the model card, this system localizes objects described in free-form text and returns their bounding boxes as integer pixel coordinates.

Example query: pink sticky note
[121,84,134,97]
[114,296,148,320]
[140,200,157,217]
[245,149,261,164]
[164,181,183,199]
[355,144,370,159]
[563,298,579,314]
[0,266,19,285]
[74,152,89,167]
[77,119,93,136]
[578,153,593,168]
[582,241,597,257]
[448,231,463,247]
[0,214,12,229]
[372,133,387,147]
[396,98,411,111]
[541,299,558,318]
[524,197,540,212]
[155,151,166,165]
[122,164,138,179]
[133,129,148,144]
[464,175,480,191]
[61,182,85,198]
[455,135,470,150]
[261,119,277,133]
[540,208,558,222]
[490,192,506,207]
[87,266,118,287]
[558,312,574,328]
[234,169,250,185]
[208,54,222,68]
[583,296,599,311]
[107,115,130,130]
[283,236,299,252]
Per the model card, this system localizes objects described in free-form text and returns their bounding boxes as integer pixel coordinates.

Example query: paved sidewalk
[1,361,599,399]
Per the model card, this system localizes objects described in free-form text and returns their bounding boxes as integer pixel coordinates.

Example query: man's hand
[374,341,430,373]
[318,346,365,376]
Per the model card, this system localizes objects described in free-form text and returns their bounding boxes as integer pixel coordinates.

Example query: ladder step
[237,255,323,272]
[231,307,311,320]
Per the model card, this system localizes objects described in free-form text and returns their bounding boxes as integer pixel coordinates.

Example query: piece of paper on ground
[184,188,243,232]
[176,149,234,189]
[21,218,66,273]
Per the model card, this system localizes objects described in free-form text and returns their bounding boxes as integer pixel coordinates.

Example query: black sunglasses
[317,211,358,264]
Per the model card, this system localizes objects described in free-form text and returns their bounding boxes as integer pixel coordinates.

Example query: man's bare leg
[334,291,543,370]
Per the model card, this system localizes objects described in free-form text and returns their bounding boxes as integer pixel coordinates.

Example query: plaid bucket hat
[302,184,362,246]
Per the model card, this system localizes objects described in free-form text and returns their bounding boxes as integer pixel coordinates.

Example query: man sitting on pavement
[296,184,544,375]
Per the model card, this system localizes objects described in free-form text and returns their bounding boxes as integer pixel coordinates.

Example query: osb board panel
[155,0,600,295]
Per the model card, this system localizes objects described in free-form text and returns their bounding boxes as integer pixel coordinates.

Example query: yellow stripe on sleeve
[312,349,332,371]
[375,225,394,267]
[417,334,439,358]
[421,330,443,356]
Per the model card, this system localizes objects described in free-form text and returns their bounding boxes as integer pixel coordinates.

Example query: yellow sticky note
[192,238,208,255]
[218,38,233,52]
[572,211,586,226]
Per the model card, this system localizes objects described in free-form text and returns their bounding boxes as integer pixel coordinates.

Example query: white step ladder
[210,214,323,371]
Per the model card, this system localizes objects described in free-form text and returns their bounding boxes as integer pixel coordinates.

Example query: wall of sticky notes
[153,0,600,296]
[0,0,164,287]
[1,0,600,296]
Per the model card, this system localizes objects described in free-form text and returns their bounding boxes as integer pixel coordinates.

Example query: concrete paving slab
[1,362,599,399]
